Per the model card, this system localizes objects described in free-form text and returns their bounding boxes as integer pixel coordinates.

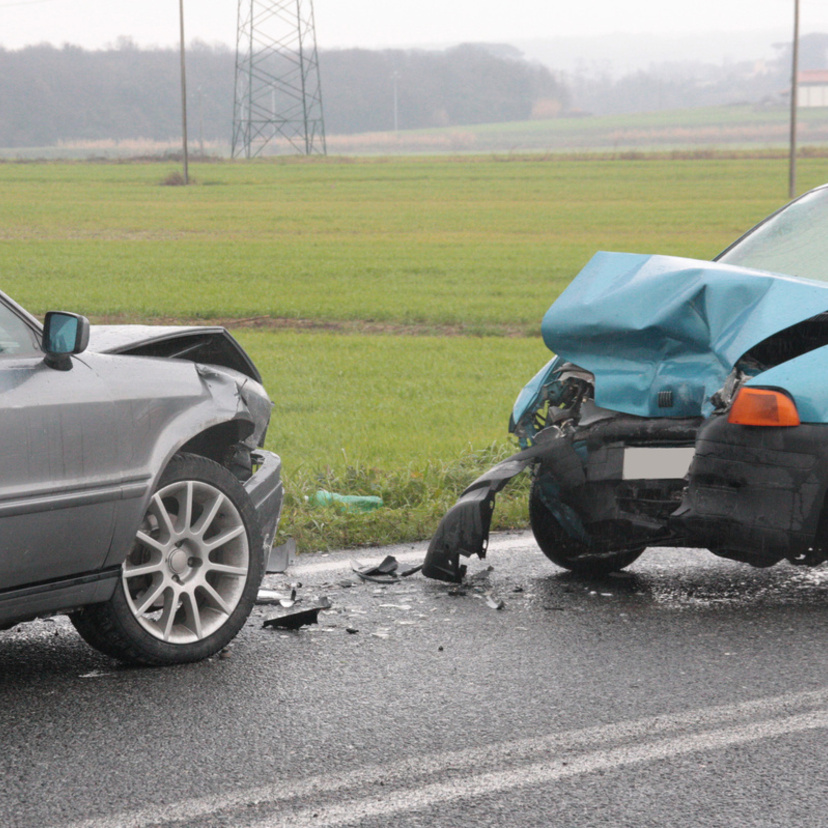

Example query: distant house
[799,70,828,107]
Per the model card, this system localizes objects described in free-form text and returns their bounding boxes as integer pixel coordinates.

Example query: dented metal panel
[541,252,828,418]
[89,325,261,382]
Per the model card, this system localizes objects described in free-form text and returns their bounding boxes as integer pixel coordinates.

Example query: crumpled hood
[87,324,262,383]
[542,252,828,418]
[88,325,227,353]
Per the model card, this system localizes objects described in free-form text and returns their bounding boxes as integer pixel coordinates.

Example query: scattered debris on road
[255,551,515,642]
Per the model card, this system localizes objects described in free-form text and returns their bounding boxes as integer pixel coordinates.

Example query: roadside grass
[3,154,828,552]
[277,443,532,552]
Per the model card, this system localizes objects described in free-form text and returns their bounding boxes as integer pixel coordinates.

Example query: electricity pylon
[232,0,326,158]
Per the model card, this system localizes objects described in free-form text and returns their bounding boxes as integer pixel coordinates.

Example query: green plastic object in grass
[309,490,384,512]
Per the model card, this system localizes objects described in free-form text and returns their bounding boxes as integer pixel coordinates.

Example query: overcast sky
[2,0,827,52]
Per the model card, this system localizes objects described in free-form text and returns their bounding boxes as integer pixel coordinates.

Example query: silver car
[0,294,282,665]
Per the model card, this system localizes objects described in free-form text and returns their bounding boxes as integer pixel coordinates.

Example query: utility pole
[392,70,399,132]
[179,0,189,183]
[789,0,800,199]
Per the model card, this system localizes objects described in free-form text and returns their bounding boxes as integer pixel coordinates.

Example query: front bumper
[673,416,828,565]
[423,416,700,583]
[244,450,284,555]
[422,442,567,582]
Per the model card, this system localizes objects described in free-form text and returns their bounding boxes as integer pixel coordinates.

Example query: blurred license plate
[622,447,694,480]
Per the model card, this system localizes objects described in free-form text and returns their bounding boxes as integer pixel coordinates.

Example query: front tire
[71,453,265,665]
[529,482,644,577]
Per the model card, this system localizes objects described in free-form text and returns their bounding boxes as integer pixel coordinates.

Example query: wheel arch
[102,409,257,572]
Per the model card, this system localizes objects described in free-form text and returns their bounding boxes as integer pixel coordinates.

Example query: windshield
[717,186,828,283]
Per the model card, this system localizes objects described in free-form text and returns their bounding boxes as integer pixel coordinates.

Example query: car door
[0,299,120,590]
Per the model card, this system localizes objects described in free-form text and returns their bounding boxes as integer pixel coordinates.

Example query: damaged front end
[425,247,828,583]
[423,358,700,582]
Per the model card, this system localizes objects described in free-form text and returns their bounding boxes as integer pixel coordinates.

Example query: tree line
[0,41,568,148]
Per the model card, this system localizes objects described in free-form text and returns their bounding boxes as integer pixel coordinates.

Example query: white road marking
[62,687,828,828]
[248,709,828,828]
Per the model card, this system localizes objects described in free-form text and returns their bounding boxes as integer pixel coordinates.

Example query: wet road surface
[3,532,828,827]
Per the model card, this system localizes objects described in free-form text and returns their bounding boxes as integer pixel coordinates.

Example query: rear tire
[71,453,264,665]
[529,482,644,577]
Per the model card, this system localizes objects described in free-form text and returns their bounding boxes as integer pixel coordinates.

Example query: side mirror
[43,311,90,370]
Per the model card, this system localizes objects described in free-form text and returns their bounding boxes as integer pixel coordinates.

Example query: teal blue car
[424,184,828,582]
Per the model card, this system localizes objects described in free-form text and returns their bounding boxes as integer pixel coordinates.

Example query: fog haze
[3,0,827,72]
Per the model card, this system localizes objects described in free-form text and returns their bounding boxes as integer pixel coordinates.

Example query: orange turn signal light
[727,387,800,427]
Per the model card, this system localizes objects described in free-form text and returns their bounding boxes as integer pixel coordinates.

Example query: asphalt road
[3,532,828,828]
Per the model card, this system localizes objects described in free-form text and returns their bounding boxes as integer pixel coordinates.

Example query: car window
[0,302,41,356]
[717,187,828,283]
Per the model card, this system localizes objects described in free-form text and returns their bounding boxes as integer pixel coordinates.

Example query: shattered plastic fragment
[486,596,505,610]
[262,597,332,630]
[351,556,423,583]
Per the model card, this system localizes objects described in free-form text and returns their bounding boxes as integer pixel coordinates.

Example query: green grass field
[3,154,828,550]
[2,156,821,326]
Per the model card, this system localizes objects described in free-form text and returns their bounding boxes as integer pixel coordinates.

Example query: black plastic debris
[350,556,423,584]
[263,597,332,630]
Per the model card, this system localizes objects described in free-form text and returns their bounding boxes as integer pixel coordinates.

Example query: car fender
[744,343,828,423]
[77,354,269,570]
